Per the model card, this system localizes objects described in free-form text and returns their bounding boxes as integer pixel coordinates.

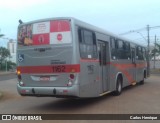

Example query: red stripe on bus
[50,20,70,32]
[17,64,80,74]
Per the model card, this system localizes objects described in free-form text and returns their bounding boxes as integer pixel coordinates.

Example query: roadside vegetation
[0,47,16,71]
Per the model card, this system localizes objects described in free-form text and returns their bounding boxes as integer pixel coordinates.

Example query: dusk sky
[0,0,160,47]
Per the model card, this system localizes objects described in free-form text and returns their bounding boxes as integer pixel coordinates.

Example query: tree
[1,60,16,71]
[156,43,160,54]
[151,43,160,59]
[0,34,4,37]
[0,47,10,69]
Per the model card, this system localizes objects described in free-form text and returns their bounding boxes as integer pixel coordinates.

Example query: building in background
[7,39,16,63]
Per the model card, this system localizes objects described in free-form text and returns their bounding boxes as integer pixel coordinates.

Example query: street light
[136,32,147,41]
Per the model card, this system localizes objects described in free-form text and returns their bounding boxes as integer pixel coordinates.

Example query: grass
[150,68,160,74]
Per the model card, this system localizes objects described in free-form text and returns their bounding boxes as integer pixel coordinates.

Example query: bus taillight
[17,70,21,75]
[67,74,75,86]
[17,70,22,82]
[69,74,75,79]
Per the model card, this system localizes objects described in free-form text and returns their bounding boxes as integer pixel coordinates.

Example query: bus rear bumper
[17,84,79,98]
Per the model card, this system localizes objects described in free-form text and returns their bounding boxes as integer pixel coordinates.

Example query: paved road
[0,75,160,123]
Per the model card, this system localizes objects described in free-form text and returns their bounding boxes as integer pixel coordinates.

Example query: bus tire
[139,71,146,85]
[139,78,144,85]
[114,76,122,96]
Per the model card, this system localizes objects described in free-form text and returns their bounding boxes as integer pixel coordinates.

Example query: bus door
[98,41,109,92]
[131,48,136,82]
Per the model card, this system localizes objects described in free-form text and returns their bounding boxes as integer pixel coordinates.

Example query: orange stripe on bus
[80,60,146,83]
[80,59,147,69]
[17,64,80,74]
[110,62,147,83]
[80,59,99,62]
[111,63,134,83]
[108,62,147,69]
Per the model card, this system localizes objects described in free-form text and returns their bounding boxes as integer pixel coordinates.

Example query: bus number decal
[52,66,66,72]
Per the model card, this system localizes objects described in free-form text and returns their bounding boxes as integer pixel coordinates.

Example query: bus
[17,17,148,98]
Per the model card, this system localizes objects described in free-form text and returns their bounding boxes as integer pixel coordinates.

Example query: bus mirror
[19,19,23,24]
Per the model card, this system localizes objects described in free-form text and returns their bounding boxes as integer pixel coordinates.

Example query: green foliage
[151,43,160,59]
[155,43,160,53]
[0,34,4,37]
[0,47,10,61]
[0,47,10,69]
[0,61,16,71]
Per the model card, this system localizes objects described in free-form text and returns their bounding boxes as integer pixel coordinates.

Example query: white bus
[17,17,148,98]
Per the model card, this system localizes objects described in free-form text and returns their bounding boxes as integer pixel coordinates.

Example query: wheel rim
[118,81,122,92]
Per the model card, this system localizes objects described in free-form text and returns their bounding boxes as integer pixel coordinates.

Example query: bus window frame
[78,28,97,59]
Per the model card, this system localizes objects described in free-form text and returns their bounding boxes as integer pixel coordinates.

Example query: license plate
[39,76,50,81]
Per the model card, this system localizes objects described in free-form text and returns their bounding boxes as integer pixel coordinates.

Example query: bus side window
[78,28,97,59]
[116,40,131,60]
[136,46,144,60]
[136,46,138,59]
[78,29,83,43]
[117,40,123,59]
[124,42,131,60]
[110,37,117,60]
[142,48,146,60]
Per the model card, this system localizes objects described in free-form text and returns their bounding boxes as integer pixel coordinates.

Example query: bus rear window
[18,20,72,47]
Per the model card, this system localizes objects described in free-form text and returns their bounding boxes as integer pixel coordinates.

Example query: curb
[0,72,16,76]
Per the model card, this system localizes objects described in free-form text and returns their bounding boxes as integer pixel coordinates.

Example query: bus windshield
[17,20,72,48]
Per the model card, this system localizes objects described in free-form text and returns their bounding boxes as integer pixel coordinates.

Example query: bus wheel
[139,72,145,85]
[114,76,122,96]
[139,78,144,85]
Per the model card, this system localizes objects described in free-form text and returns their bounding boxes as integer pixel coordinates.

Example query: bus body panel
[78,61,100,97]
[17,46,74,87]
[17,18,81,97]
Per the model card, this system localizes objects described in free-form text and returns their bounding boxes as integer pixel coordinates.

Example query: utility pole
[154,35,156,69]
[147,25,150,76]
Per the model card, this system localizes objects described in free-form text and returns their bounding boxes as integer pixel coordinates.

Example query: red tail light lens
[69,74,74,79]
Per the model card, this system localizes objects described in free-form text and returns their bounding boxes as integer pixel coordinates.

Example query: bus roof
[73,18,146,47]
[18,17,146,47]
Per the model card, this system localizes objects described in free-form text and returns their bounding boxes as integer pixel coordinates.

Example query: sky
[0,0,160,47]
